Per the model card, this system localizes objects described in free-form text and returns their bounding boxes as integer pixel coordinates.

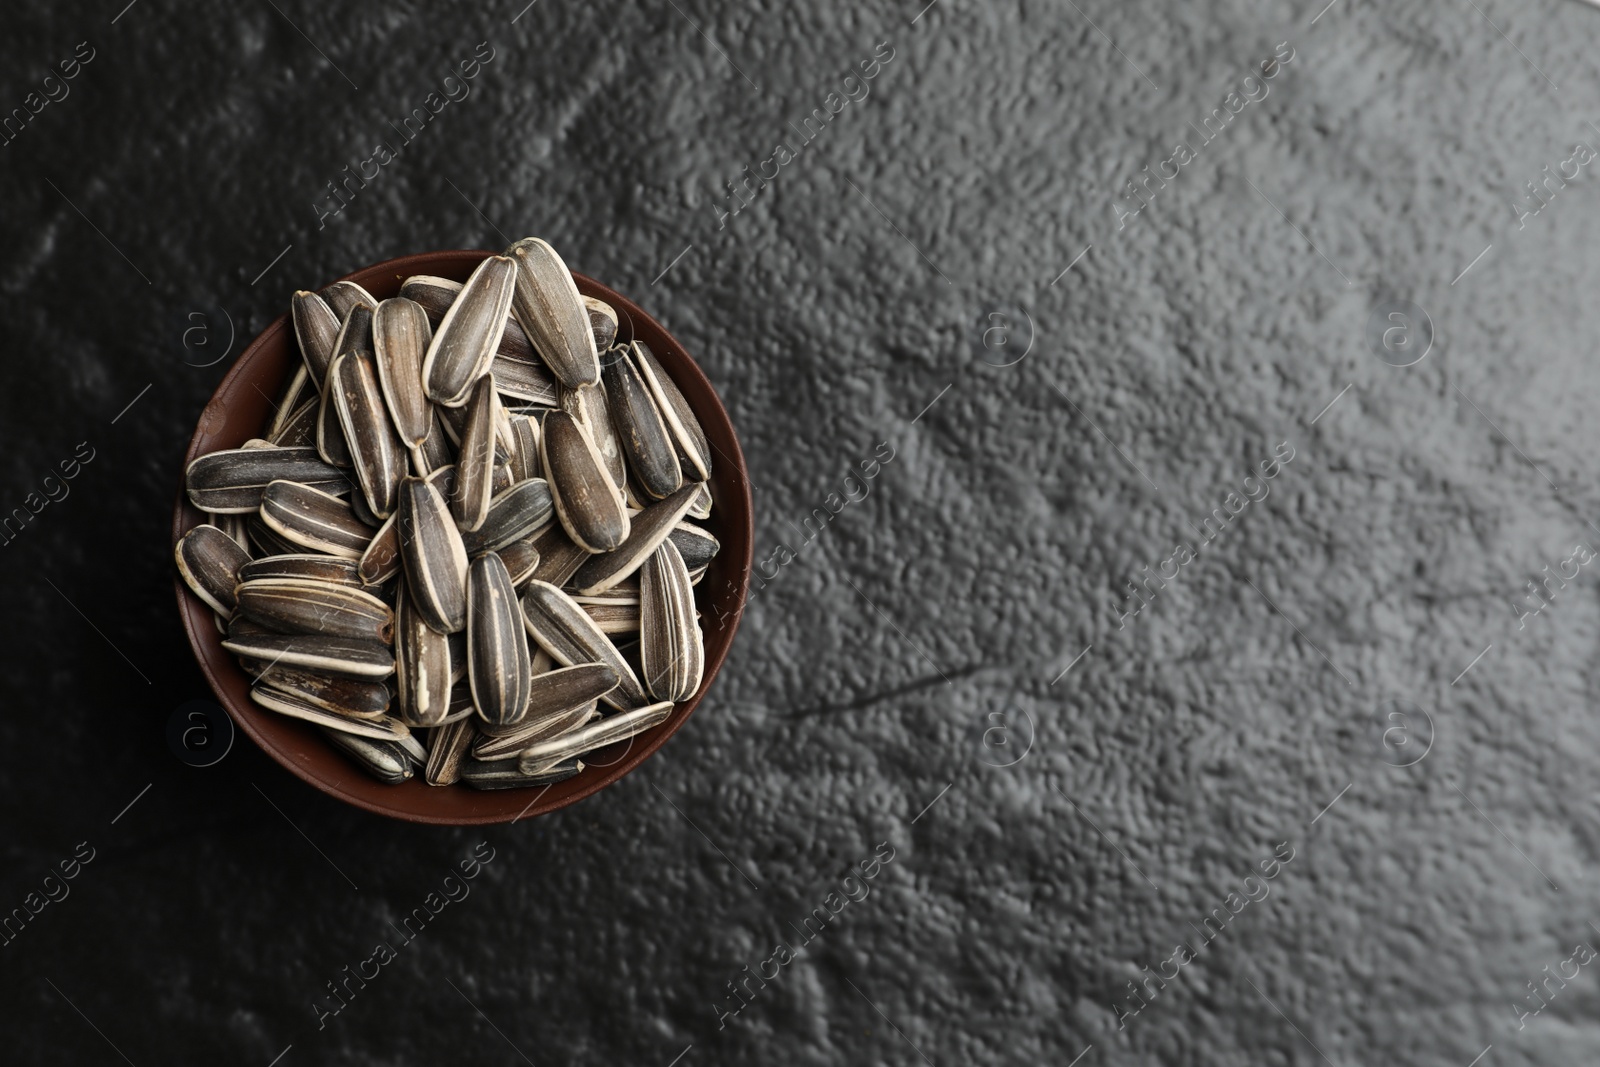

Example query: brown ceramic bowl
[172,250,752,825]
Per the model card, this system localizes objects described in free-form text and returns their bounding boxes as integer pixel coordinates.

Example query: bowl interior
[172,251,752,824]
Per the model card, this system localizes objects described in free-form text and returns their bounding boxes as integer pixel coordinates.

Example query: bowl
[171,250,752,824]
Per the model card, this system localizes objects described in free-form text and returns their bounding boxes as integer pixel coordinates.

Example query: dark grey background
[3,0,1598,1063]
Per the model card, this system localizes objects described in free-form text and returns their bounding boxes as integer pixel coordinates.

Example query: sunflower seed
[333,340,406,520]
[668,522,720,573]
[401,274,541,363]
[254,687,413,741]
[472,701,598,758]
[632,340,713,481]
[240,554,365,588]
[508,416,541,482]
[468,553,533,726]
[687,481,712,520]
[520,580,647,709]
[267,364,314,439]
[291,290,342,386]
[423,255,517,406]
[562,382,626,490]
[582,601,639,634]
[461,479,554,556]
[462,756,583,789]
[269,397,320,448]
[247,514,302,557]
[567,483,700,595]
[358,512,402,586]
[515,662,619,724]
[260,480,375,559]
[322,728,415,783]
[346,481,383,528]
[185,447,348,513]
[175,524,251,617]
[492,354,560,406]
[507,237,599,388]
[604,346,682,499]
[317,353,355,469]
[498,536,542,586]
[221,632,394,678]
[584,296,618,351]
[425,717,477,786]
[515,701,673,771]
[397,476,469,633]
[395,579,452,727]
[542,409,629,552]
[527,523,588,586]
[640,539,702,702]
[373,297,434,449]
[451,375,497,532]
[255,665,391,718]
[236,578,395,642]
[415,411,454,474]
[320,280,377,323]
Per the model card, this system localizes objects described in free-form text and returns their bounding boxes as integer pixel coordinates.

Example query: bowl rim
[171,249,752,825]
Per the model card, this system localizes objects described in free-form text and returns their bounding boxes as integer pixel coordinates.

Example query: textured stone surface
[3,0,1600,1063]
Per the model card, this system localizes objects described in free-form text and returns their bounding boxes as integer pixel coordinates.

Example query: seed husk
[687,481,712,520]
[317,353,355,469]
[468,553,533,726]
[397,476,469,633]
[668,522,721,573]
[520,580,647,709]
[322,727,415,783]
[451,375,497,533]
[373,297,434,448]
[333,342,406,520]
[358,512,402,586]
[255,665,391,718]
[175,524,251,617]
[582,601,639,633]
[185,446,348,513]
[291,290,342,387]
[247,514,302,558]
[541,409,629,552]
[238,554,363,587]
[415,411,454,474]
[269,397,320,448]
[259,479,375,559]
[221,632,394,678]
[254,688,413,741]
[527,523,588,586]
[515,701,673,771]
[640,539,703,702]
[584,296,618,350]
[473,701,598,758]
[267,364,314,439]
[462,756,583,789]
[401,274,541,363]
[498,536,542,585]
[562,382,626,490]
[508,416,541,482]
[395,580,453,727]
[513,662,620,724]
[236,577,395,642]
[422,255,517,406]
[603,347,683,499]
[425,717,477,786]
[567,483,700,595]
[632,340,713,481]
[461,479,554,556]
[320,280,378,323]
[507,237,599,388]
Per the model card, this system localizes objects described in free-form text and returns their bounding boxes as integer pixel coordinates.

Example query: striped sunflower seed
[220,632,394,678]
[493,353,560,405]
[507,237,599,388]
[175,524,252,617]
[582,601,639,634]
[185,446,348,513]
[632,340,713,481]
[322,727,415,783]
[247,514,302,558]
[468,553,533,726]
[567,482,700,595]
[358,512,402,586]
[269,397,320,448]
[401,274,541,363]
[332,336,406,519]
[562,382,626,491]
[255,665,390,718]
[462,755,584,789]
[317,352,355,469]
[541,409,629,552]
[515,701,673,771]
[291,290,342,386]
[395,579,453,727]
[259,479,375,559]
[687,481,712,520]
[520,580,647,709]
[397,476,469,633]
[498,536,542,586]
[235,577,395,642]
[422,255,517,406]
[239,554,364,587]
[603,346,682,499]
[508,415,541,482]
[668,522,721,574]
[320,279,377,323]
[451,375,497,533]
[253,688,414,742]
[640,539,703,702]
[584,296,619,350]
[424,717,477,786]
[461,479,554,556]
[373,297,434,449]
[526,522,588,586]
[267,364,314,439]
[472,701,597,759]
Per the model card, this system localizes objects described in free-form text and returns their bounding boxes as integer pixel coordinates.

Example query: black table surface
[3,1,1597,1063]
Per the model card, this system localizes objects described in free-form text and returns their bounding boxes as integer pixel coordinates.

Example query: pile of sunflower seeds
[176,238,719,790]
